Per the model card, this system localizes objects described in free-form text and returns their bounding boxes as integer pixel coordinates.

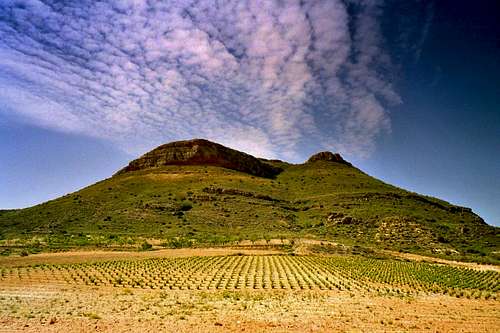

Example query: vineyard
[1,255,498,298]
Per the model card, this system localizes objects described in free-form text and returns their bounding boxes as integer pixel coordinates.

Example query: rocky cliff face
[306,151,351,165]
[115,139,283,178]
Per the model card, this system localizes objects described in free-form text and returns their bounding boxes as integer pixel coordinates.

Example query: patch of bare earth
[0,285,498,332]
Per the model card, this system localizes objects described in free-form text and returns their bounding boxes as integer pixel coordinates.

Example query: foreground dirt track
[0,285,499,332]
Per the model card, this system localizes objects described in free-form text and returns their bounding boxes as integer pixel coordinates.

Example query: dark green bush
[140,241,153,251]
[164,237,193,248]
[179,201,193,211]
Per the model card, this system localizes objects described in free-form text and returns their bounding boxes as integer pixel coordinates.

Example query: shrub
[140,241,153,251]
[165,237,193,248]
[179,201,193,211]
[437,236,448,243]
[84,312,101,320]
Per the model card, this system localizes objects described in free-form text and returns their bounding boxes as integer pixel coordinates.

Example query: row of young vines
[1,255,497,298]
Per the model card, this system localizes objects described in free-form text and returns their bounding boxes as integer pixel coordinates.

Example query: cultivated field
[1,250,499,332]
[1,255,499,296]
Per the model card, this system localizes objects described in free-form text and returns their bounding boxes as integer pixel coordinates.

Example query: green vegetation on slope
[0,161,498,262]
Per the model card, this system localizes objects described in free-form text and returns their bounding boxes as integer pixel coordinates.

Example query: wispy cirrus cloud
[0,0,400,160]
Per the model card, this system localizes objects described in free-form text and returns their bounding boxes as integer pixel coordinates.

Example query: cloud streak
[0,0,400,160]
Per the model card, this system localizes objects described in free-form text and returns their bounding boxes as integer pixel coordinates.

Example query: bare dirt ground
[0,285,498,333]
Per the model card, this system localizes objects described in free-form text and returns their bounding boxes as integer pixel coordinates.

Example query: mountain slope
[0,139,497,262]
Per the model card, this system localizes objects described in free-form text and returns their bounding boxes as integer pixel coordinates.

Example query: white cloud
[0,0,400,160]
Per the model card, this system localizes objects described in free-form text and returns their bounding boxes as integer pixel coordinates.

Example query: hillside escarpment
[116,139,282,178]
[307,151,351,165]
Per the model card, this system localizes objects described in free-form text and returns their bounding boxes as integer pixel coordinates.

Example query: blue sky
[0,0,499,226]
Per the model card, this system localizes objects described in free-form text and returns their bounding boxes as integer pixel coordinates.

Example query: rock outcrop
[306,151,351,165]
[115,139,282,178]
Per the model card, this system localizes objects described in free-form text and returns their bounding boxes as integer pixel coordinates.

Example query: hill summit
[116,139,284,178]
[307,151,351,165]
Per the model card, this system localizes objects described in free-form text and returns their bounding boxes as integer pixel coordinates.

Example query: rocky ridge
[307,151,351,165]
[116,139,283,178]
[117,139,352,178]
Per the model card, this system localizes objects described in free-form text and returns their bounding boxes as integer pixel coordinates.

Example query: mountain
[0,139,498,262]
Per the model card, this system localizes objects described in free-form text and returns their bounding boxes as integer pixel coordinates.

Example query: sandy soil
[0,285,498,332]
